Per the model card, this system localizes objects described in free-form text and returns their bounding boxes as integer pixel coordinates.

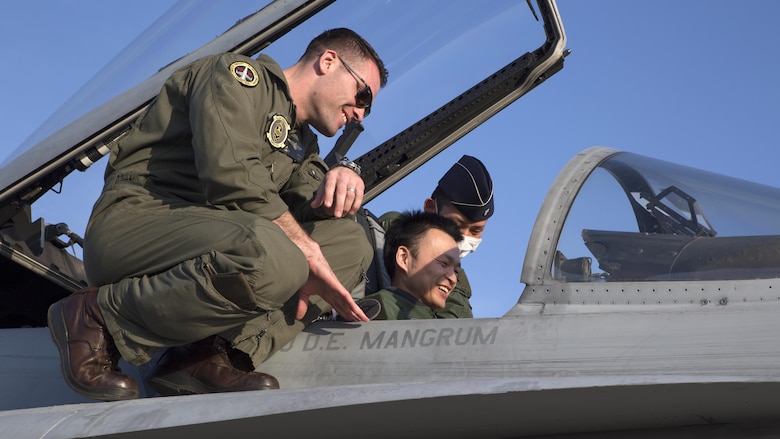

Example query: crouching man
[47,28,387,401]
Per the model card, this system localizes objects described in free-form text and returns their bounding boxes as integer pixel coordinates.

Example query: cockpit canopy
[555,150,780,282]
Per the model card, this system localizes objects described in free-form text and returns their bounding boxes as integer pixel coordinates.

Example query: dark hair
[383,210,462,279]
[303,28,388,87]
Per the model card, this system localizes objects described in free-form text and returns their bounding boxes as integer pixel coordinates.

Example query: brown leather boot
[147,335,279,396]
[47,287,139,401]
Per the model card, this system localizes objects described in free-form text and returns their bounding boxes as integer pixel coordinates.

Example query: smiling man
[363,210,462,320]
[47,28,388,401]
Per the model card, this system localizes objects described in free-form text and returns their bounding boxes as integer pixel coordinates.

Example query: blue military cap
[437,155,494,221]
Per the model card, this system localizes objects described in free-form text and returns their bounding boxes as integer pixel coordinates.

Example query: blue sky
[2,1,779,318]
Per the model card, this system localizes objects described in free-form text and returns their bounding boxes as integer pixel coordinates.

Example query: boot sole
[147,370,278,396]
[47,301,139,401]
[147,371,212,396]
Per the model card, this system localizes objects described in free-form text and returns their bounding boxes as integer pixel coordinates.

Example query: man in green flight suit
[378,155,495,318]
[47,28,388,401]
[363,211,462,320]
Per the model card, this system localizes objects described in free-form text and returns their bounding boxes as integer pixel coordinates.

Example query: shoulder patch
[230,61,259,87]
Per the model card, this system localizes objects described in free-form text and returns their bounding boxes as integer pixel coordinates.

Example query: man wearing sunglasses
[48,28,388,401]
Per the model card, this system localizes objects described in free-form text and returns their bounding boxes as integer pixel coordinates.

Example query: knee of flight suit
[304,218,373,291]
[207,240,308,312]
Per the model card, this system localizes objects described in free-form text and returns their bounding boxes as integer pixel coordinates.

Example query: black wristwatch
[336,157,362,176]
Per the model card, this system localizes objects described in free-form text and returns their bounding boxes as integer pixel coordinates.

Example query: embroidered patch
[266,114,290,149]
[230,61,258,87]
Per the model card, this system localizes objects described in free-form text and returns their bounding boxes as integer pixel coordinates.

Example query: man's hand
[295,251,369,322]
[310,166,364,218]
[273,211,368,322]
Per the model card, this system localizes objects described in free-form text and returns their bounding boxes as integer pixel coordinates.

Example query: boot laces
[101,329,122,372]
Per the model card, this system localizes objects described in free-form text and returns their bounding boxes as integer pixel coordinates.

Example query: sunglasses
[338,54,373,117]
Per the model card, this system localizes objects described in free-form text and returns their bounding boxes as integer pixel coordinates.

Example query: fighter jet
[2,1,780,438]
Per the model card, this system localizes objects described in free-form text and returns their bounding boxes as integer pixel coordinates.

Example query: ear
[317,49,338,75]
[395,245,412,274]
[423,198,436,213]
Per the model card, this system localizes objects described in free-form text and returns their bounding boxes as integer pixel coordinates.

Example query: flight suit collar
[256,54,298,124]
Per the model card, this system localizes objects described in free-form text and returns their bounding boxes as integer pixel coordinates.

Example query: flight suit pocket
[210,271,257,312]
[296,156,327,192]
[265,152,295,191]
[279,155,329,221]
